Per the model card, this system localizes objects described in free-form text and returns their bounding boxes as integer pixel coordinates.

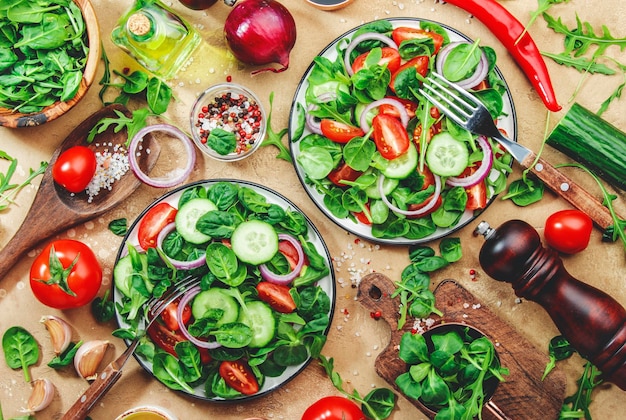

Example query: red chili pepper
[444,0,561,112]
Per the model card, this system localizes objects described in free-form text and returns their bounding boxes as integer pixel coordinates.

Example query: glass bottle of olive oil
[112,0,201,80]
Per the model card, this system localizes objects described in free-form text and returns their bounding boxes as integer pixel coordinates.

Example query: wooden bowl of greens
[0,0,100,128]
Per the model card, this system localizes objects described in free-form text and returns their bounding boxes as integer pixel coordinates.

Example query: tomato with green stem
[30,239,102,309]
[302,396,366,420]
[52,146,97,193]
[137,202,177,249]
[544,209,593,254]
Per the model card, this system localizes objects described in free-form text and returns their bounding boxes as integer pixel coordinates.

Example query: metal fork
[419,72,617,231]
[62,275,200,420]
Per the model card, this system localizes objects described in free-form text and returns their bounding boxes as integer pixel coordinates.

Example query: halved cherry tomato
[147,320,211,363]
[391,27,444,54]
[327,162,363,187]
[219,360,260,395]
[52,145,97,193]
[406,166,442,218]
[379,97,418,119]
[159,299,192,332]
[371,114,410,160]
[351,47,401,74]
[279,239,308,270]
[544,209,593,254]
[257,281,297,313]
[353,206,372,225]
[302,396,366,420]
[390,56,429,92]
[320,119,365,143]
[137,202,178,249]
[456,166,488,211]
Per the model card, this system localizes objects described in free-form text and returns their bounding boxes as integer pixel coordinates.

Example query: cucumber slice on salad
[381,142,418,179]
[425,132,469,177]
[175,198,217,244]
[238,300,276,348]
[365,175,399,199]
[113,253,150,298]
[231,220,279,265]
[191,288,240,326]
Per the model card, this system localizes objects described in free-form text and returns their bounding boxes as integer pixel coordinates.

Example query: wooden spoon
[0,104,160,280]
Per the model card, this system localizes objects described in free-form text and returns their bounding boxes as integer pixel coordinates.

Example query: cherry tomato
[137,202,178,249]
[457,166,488,211]
[390,56,429,93]
[257,282,297,313]
[52,146,97,193]
[320,119,365,144]
[219,360,260,395]
[302,396,366,420]
[279,239,309,270]
[30,239,102,309]
[371,114,410,160]
[351,47,401,74]
[147,321,211,363]
[379,97,417,119]
[544,209,593,254]
[407,166,442,218]
[353,208,372,225]
[391,27,445,54]
[327,162,363,187]
[159,299,192,332]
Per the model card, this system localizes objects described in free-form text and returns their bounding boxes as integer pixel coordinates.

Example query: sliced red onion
[177,285,222,349]
[446,136,493,188]
[157,222,206,270]
[435,42,489,89]
[129,124,196,188]
[378,173,442,216]
[359,98,410,132]
[344,32,398,77]
[306,104,322,135]
[259,234,304,285]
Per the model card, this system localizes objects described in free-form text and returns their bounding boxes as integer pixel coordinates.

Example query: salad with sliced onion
[289,18,516,243]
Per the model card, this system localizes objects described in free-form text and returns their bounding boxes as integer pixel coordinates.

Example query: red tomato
[320,119,365,144]
[159,299,192,331]
[371,114,410,160]
[30,239,102,309]
[379,97,417,119]
[52,146,97,193]
[391,27,445,54]
[279,239,308,270]
[544,210,593,254]
[351,47,401,74]
[219,360,259,395]
[390,56,429,92]
[327,162,363,187]
[353,203,372,225]
[257,281,297,313]
[302,396,366,420]
[147,321,211,363]
[407,166,442,218]
[138,202,178,249]
[456,166,488,211]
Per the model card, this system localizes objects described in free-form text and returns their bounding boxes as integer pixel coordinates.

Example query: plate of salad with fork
[112,179,335,401]
[288,18,517,244]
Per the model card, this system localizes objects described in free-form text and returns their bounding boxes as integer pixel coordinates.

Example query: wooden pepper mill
[474,219,626,391]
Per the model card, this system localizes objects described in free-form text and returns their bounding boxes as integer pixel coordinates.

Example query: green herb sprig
[0,151,47,212]
[260,92,292,162]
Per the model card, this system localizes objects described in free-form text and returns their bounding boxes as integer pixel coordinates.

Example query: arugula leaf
[259,91,291,162]
[516,0,571,44]
[541,51,615,74]
[0,152,47,212]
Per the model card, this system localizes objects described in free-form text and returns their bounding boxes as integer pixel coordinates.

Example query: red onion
[306,94,337,135]
[359,98,410,132]
[446,136,493,188]
[344,32,398,77]
[129,124,196,188]
[224,0,296,75]
[157,222,207,270]
[435,42,489,89]
[378,173,442,216]
[259,234,304,285]
[177,286,223,349]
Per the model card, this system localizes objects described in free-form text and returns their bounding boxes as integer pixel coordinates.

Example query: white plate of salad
[288,18,517,245]
[112,179,335,401]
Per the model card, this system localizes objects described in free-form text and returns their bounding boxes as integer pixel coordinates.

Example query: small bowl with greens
[0,0,100,128]
[395,322,509,418]
[190,83,267,162]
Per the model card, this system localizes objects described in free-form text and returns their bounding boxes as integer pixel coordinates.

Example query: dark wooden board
[357,274,566,419]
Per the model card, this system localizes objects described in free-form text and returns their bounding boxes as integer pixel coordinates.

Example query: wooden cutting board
[357,274,567,419]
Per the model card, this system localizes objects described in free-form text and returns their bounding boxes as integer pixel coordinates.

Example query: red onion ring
[378,173,442,216]
[435,42,489,89]
[157,222,207,270]
[176,285,223,349]
[446,136,493,188]
[359,98,410,132]
[344,32,398,77]
[129,124,196,188]
[259,234,304,285]
[306,104,322,135]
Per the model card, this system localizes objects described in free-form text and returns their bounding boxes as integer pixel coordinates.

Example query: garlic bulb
[25,378,55,413]
[40,315,72,355]
[74,340,111,380]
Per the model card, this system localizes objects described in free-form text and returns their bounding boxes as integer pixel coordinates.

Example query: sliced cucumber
[365,174,399,199]
[231,220,279,265]
[238,300,276,348]
[175,198,217,244]
[381,142,418,179]
[425,132,469,177]
[191,288,239,326]
[114,253,149,298]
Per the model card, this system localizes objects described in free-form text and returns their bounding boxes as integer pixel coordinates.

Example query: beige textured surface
[1,0,625,419]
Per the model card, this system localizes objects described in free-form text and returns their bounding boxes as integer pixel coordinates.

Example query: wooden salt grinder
[474,219,626,391]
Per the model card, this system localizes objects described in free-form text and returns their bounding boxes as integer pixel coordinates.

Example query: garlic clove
[74,340,111,380]
[25,378,55,413]
[40,315,72,355]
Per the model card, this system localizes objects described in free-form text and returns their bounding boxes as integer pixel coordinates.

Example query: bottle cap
[127,12,153,39]
[304,0,355,11]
